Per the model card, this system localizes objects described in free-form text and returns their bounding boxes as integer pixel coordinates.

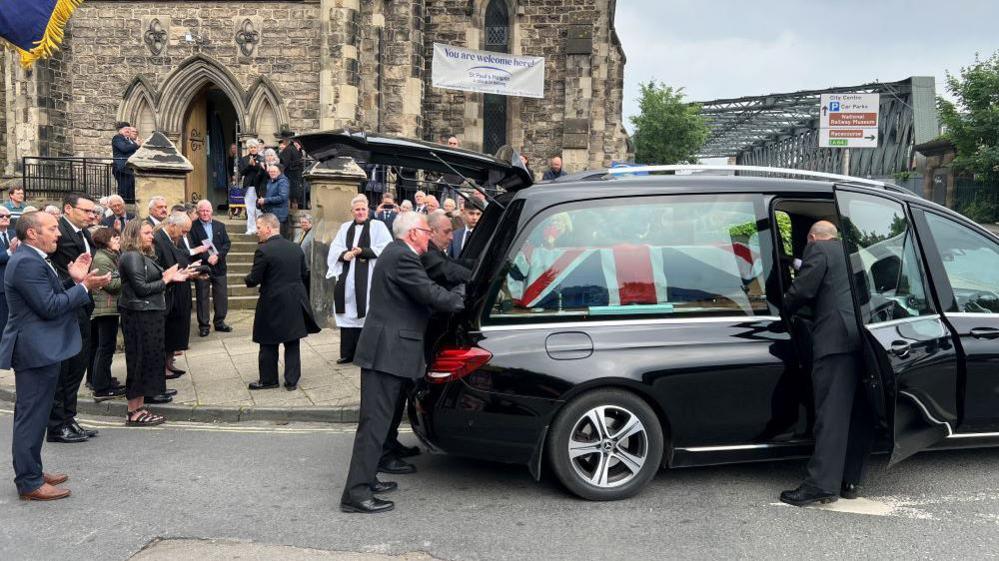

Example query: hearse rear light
[426,347,492,384]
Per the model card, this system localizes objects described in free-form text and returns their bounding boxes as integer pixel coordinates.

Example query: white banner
[431,43,545,99]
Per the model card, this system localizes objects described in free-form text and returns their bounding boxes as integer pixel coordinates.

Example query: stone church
[1,0,630,206]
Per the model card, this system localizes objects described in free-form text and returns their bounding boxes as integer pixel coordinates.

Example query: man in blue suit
[0,206,17,336]
[0,211,110,501]
[447,197,484,260]
[259,164,291,240]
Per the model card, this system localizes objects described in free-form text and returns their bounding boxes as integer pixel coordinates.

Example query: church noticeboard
[431,43,545,99]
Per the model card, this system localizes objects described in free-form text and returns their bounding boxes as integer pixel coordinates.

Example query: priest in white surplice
[327,195,392,363]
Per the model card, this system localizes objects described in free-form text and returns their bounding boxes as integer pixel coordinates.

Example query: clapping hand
[68,253,94,283]
[82,271,112,291]
[161,264,182,284]
[8,237,18,252]
[343,247,362,262]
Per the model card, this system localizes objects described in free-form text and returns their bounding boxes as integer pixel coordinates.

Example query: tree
[629,81,709,165]
[938,51,999,182]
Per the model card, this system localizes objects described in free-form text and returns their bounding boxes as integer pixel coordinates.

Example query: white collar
[63,216,83,234]
[27,244,49,260]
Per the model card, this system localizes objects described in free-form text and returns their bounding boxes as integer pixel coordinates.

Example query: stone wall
[422,0,631,175]
[57,0,323,158]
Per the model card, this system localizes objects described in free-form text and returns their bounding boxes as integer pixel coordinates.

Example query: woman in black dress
[118,219,189,426]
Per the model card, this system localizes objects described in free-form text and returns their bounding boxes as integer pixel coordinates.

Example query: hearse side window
[836,192,935,324]
[487,195,773,323]
[923,213,999,314]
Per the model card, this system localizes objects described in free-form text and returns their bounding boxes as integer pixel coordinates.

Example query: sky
[614,0,999,132]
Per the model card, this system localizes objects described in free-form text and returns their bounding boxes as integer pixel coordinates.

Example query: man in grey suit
[779,220,875,507]
[340,212,464,514]
[0,212,109,500]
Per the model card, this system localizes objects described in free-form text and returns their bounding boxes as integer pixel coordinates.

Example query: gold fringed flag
[0,0,85,68]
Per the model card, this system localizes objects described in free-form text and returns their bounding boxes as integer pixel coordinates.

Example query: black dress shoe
[199,327,210,337]
[336,357,353,365]
[47,426,88,443]
[214,323,233,333]
[284,384,297,391]
[378,457,417,475]
[840,482,860,500]
[371,480,398,494]
[340,497,394,514]
[69,420,98,438]
[146,394,174,404]
[391,443,421,458]
[162,388,178,397]
[780,483,838,507]
[249,382,279,390]
[165,368,186,380]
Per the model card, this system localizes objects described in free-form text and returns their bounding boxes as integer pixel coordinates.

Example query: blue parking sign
[829,101,840,112]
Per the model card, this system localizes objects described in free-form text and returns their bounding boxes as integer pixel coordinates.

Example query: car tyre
[547,389,664,501]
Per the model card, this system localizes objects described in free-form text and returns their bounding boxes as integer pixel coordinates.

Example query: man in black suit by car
[780,220,875,506]
[188,200,232,336]
[47,193,99,444]
[245,214,321,390]
[340,212,464,514]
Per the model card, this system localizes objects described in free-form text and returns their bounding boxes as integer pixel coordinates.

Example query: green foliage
[727,211,792,254]
[938,52,999,182]
[958,193,999,223]
[893,171,912,183]
[630,81,710,165]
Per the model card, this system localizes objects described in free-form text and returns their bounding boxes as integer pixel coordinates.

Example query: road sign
[819,93,880,148]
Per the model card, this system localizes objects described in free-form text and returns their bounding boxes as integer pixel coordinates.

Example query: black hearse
[298,130,999,501]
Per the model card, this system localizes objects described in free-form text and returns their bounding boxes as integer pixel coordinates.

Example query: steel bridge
[695,76,939,178]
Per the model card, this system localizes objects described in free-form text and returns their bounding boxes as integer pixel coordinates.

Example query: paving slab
[0,309,362,423]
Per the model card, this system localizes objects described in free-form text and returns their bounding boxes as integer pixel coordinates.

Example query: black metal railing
[954,178,999,224]
[22,156,117,202]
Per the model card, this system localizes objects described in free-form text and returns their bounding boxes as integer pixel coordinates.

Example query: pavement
[2,410,999,561]
[0,310,362,423]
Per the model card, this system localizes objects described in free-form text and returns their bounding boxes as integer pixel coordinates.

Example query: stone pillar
[381,0,424,137]
[303,157,367,326]
[320,0,361,129]
[127,132,192,218]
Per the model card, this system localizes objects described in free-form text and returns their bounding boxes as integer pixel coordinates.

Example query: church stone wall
[61,1,323,158]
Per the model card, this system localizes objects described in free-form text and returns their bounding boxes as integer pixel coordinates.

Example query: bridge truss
[696,77,939,178]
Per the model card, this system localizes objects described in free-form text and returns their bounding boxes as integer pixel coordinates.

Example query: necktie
[1,231,8,247]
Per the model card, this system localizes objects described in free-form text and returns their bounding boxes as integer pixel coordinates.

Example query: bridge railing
[21,156,118,203]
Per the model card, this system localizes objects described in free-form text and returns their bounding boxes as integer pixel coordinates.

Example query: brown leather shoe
[43,472,69,486]
[19,483,71,501]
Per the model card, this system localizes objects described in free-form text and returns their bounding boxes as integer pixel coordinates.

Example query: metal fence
[954,178,999,223]
[21,156,117,202]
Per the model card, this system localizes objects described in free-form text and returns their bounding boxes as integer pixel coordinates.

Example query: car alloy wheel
[568,405,648,488]
[547,389,664,501]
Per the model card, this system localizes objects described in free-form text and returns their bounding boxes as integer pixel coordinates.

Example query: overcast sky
[614,0,998,131]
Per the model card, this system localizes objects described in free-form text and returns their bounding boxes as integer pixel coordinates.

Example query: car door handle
[889,340,911,359]
[970,327,999,340]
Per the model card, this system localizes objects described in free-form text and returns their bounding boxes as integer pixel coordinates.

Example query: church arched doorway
[182,84,239,209]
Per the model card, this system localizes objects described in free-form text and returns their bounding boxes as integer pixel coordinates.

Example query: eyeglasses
[414,227,432,234]
[74,206,99,215]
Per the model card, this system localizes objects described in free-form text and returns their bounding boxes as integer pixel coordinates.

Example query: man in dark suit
[146,196,169,228]
[423,210,473,289]
[100,194,134,233]
[780,220,875,507]
[46,193,100,444]
[374,192,399,234]
[188,200,232,336]
[1,211,109,500]
[277,130,304,209]
[0,206,17,336]
[245,213,320,390]
[112,122,139,202]
[447,197,484,259]
[340,212,464,514]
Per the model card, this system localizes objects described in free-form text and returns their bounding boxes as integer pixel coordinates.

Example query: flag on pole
[0,0,85,68]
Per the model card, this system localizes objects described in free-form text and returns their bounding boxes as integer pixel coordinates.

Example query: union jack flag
[507,241,762,313]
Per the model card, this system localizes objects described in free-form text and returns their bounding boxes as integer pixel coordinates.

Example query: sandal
[126,409,166,427]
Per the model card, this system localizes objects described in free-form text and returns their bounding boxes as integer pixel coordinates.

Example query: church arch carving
[117,75,159,132]
[246,76,291,137]
[157,54,248,135]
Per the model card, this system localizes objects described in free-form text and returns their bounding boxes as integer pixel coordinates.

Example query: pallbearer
[327,195,392,364]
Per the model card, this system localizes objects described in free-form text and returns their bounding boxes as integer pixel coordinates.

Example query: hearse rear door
[834,188,960,465]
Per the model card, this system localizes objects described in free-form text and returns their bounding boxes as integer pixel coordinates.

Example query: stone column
[381,0,424,137]
[320,0,361,129]
[303,157,366,326]
[127,131,192,218]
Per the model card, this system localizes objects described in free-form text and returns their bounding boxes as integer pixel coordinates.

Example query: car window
[486,195,774,323]
[836,192,935,324]
[924,212,999,314]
